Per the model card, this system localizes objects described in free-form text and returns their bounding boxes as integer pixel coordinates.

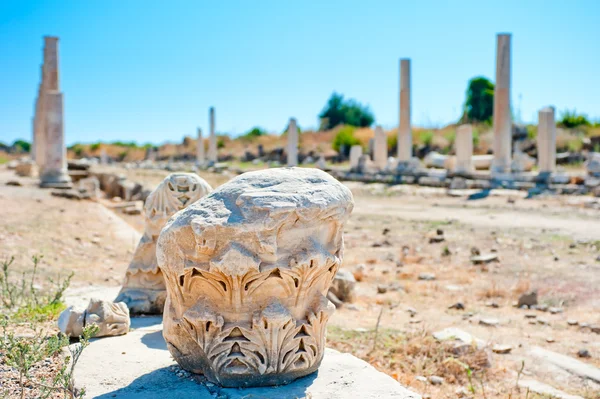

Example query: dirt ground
[1,166,599,398]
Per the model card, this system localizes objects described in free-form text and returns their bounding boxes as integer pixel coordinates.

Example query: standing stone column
[373,126,387,169]
[287,118,298,166]
[208,107,217,164]
[492,33,512,173]
[34,67,46,169]
[537,107,556,174]
[40,91,71,188]
[349,145,363,170]
[196,127,205,165]
[454,124,473,174]
[397,58,412,162]
[39,36,71,188]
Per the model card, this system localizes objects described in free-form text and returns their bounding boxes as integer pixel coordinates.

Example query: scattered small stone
[567,320,578,326]
[91,237,101,245]
[418,272,436,281]
[479,318,500,327]
[345,304,361,312]
[569,243,576,249]
[448,302,465,310]
[535,304,549,312]
[525,314,537,319]
[580,322,590,329]
[548,307,563,314]
[382,228,390,235]
[406,307,417,317]
[376,284,388,294]
[492,344,512,354]
[591,325,600,334]
[537,318,549,325]
[428,376,444,385]
[485,301,499,308]
[415,376,427,383]
[546,337,555,343]
[6,180,22,186]
[352,264,366,282]
[517,291,538,308]
[470,253,499,264]
[470,247,481,256]
[427,230,445,243]
[577,349,591,358]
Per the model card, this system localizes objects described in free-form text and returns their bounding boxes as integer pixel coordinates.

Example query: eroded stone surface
[58,298,130,338]
[115,173,212,314]
[157,167,354,387]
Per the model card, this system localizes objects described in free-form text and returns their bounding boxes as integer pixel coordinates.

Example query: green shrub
[71,144,84,157]
[417,130,434,146]
[559,110,591,128]
[332,126,359,153]
[90,142,101,151]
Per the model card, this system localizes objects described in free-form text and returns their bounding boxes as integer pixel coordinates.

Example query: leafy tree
[319,93,374,130]
[558,110,591,128]
[462,77,494,123]
[12,140,31,153]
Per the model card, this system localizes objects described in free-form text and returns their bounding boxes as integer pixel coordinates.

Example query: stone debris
[567,320,578,326]
[427,229,445,243]
[549,307,563,314]
[6,180,22,186]
[330,269,357,303]
[577,349,591,358]
[479,318,500,327]
[353,263,366,282]
[58,299,130,338]
[470,253,499,264]
[517,291,538,308]
[418,272,436,281]
[492,344,512,354]
[448,302,465,310]
[428,376,444,385]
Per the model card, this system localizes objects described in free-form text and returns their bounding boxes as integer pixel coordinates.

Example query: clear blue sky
[1,0,599,146]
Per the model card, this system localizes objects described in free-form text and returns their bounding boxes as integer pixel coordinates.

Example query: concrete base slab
[75,317,420,399]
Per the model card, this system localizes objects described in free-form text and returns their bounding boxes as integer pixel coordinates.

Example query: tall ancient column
[373,125,387,169]
[196,127,205,165]
[537,107,556,174]
[287,118,298,167]
[397,58,412,162]
[34,66,46,169]
[39,36,71,188]
[454,124,473,174]
[208,107,217,164]
[492,33,512,174]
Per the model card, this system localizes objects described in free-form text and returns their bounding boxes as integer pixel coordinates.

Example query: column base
[40,169,72,189]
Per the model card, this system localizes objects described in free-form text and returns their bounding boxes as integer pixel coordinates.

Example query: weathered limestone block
[115,173,212,314]
[15,159,38,177]
[349,145,363,171]
[329,269,356,303]
[58,299,130,338]
[586,152,600,177]
[157,167,354,388]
